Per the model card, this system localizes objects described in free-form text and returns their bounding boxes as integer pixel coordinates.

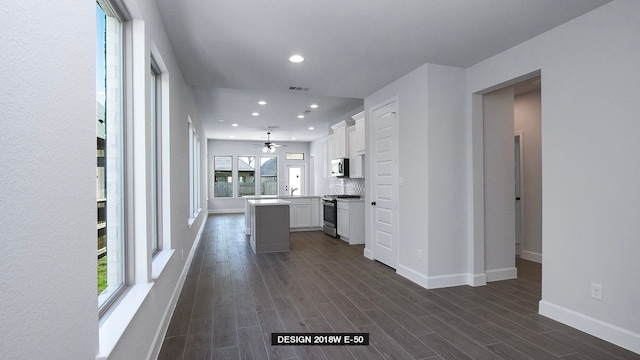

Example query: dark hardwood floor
[158,214,638,360]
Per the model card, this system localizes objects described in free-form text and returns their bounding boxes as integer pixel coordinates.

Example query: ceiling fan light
[262,146,268,153]
[270,146,276,153]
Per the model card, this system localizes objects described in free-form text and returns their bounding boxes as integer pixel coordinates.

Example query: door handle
[516,197,521,201]
[371,201,376,206]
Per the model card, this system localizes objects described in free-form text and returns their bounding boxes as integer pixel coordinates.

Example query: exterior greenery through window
[260,156,277,195]
[214,156,233,197]
[96,0,125,312]
[238,156,255,196]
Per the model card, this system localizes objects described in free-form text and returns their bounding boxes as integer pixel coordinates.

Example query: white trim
[151,249,175,280]
[363,247,373,260]
[146,219,206,360]
[521,250,542,263]
[485,267,518,282]
[468,273,487,287]
[97,283,154,360]
[397,265,474,289]
[539,300,640,355]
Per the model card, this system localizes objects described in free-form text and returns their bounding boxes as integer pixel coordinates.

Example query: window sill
[151,249,175,280]
[97,283,154,360]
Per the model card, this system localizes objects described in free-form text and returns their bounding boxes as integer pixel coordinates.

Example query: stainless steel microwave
[331,158,349,177]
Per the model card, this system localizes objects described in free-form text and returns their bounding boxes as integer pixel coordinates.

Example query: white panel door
[371,101,398,269]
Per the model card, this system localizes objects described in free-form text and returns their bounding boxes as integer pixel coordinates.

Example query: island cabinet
[336,199,365,244]
[244,196,321,235]
[248,199,290,253]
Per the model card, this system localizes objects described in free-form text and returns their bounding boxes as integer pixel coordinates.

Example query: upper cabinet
[351,111,365,154]
[330,120,348,159]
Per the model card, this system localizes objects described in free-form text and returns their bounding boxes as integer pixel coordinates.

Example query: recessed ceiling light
[292,137,297,140]
[308,127,314,130]
[297,115,305,119]
[218,119,224,122]
[232,123,238,127]
[258,100,267,105]
[229,136,234,138]
[289,54,304,63]
[310,104,318,109]
[252,112,259,116]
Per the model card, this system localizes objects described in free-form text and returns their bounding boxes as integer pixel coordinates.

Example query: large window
[189,119,201,222]
[260,156,278,195]
[214,156,233,197]
[150,59,161,255]
[97,0,125,312]
[237,156,256,196]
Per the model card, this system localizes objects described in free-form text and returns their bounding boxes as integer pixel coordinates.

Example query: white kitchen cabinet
[330,120,348,159]
[336,199,365,244]
[348,128,364,178]
[351,111,365,154]
[244,196,321,234]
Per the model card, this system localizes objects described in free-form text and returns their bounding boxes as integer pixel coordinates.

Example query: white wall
[467,0,640,352]
[0,0,208,358]
[514,89,542,261]
[483,87,517,281]
[207,139,311,212]
[364,63,468,288]
[0,1,98,359]
[310,136,331,196]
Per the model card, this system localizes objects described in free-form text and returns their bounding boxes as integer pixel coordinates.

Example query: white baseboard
[485,267,518,282]
[539,300,640,355]
[468,273,487,287]
[363,247,373,260]
[147,218,206,360]
[396,265,474,289]
[521,250,542,263]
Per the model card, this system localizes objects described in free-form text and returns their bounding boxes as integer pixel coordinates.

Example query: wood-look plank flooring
[159,214,639,360]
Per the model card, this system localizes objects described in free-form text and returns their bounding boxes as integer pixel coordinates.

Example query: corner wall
[467,0,640,352]
[364,63,468,288]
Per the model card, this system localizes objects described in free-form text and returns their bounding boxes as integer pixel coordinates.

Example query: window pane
[150,61,160,254]
[97,1,125,311]
[238,156,255,196]
[214,156,233,197]
[260,156,277,195]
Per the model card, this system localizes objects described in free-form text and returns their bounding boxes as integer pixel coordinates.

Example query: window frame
[259,155,278,196]
[237,155,256,197]
[150,58,161,256]
[188,118,201,225]
[213,155,234,198]
[97,0,127,316]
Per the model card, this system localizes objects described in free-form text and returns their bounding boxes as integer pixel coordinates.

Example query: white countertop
[337,198,365,202]
[248,199,291,206]
[244,195,321,200]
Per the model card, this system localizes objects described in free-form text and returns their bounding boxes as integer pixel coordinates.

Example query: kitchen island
[247,199,291,253]
[243,195,321,235]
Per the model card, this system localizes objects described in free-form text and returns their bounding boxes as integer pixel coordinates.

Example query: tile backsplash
[329,177,365,195]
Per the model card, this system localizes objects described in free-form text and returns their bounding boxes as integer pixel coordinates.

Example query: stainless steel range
[321,195,361,237]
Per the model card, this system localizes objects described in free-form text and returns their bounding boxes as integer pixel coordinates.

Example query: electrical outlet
[417,250,422,261]
[591,283,602,301]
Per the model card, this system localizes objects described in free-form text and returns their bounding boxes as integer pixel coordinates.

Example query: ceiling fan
[257,132,286,153]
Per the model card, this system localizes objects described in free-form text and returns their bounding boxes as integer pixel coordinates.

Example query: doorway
[480,74,542,283]
[285,165,305,196]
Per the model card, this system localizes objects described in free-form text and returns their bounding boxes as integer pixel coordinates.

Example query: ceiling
[155,0,611,142]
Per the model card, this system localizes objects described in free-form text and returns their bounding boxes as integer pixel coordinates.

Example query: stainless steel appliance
[322,194,361,237]
[331,158,349,177]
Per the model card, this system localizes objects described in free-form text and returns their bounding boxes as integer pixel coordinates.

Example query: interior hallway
[159,214,638,359]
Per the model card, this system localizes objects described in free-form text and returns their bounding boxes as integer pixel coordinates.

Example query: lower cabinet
[336,200,365,244]
[288,197,321,230]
